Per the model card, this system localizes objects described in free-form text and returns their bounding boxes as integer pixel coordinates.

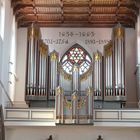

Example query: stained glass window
[61,44,92,75]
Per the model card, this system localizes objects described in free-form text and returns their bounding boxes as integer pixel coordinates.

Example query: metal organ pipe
[26,23,41,97]
[50,51,59,97]
[113,23,125,97]
[72,64,80,92]
[104,41,113,98]
[93,52,102,99]
[38,40,48,96]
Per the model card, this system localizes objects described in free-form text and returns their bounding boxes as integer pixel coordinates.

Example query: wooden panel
[11,0,139,27]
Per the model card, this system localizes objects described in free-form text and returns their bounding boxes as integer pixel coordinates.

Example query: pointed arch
[60,43,92,75]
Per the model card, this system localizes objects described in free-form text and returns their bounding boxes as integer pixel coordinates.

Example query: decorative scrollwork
[39,40,47,56]
[77,97,86,109]
[64,96,86,110]
[64,97,72,110]
[56,86,63,95]
[59,63,93,81]
[27,23,40,39]
[104,41,113,56]
[114,24,125,38]
[50,50,59,61]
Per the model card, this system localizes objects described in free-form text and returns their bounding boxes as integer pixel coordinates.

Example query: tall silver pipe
[136,14,140,103]
[55,86,63,123]
[110,55,113,95]
[86,87,93,121]
[104,41,113,97]
[107,56,110,93]
[105,56,107,95]
[26,23,40,96]
[113,23,125,98]
[38,40,48,96]
[50,50,59,96]
[93,52,102,98]
[98,61,102,96]
[72,64,80,92]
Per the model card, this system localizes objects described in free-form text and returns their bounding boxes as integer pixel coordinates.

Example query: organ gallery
[25,23,126,124]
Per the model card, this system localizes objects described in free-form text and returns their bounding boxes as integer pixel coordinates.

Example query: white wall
[15,27,137,107]
[14,28,27,105]
[41,28,112,57]
[125,28,137,107]
[0,0,17,107]
[136,10,140,102]
[5,126,140,140]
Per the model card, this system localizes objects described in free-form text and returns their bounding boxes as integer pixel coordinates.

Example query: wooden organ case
[25,23,126,123]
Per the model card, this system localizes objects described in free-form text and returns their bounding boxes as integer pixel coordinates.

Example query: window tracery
[61,44,92,75]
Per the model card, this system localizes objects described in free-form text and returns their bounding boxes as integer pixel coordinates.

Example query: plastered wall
[5,126,140,140]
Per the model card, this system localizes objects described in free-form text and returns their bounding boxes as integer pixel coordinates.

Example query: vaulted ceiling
[11,0,139,28]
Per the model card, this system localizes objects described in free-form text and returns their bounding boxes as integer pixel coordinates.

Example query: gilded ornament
[104,41,113,56]
[86,87,93,96]
[77,97,86,109]
[64,97,72,110]
[39,41,47,56]
[56,86,63,95]
[59,64,72,80]
[28,24,40,39]
[50,51,58,60]
[80,66,92,81]
[95,53,101,61]
[71,94,77,101]
[114,26,124,38]
[73,65,79,72]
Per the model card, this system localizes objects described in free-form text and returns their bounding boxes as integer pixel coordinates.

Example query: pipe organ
[25,23,48,102]
[25,23,126,119]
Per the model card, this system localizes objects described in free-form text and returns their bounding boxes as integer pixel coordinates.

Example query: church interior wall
[136,13,140,101]
[5,126,140,140]
[0,0,17,107]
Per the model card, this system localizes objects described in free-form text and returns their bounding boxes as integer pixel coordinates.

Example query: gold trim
[27,23,40,39]
[64,96,86,110]
[104,41,113,56]
[73,65,79,72]
[77,97,86,109]
[86,87,93,96]
[39,40,48,56]
[59,64,72,80]
[114,24,125,38]
[64,97,72,110]
[80,65,93,81]
[59,64,93,81]
[56,86,63,95]
[71,94,77,101]
[50,50,59,61]
[94,52,102,61]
